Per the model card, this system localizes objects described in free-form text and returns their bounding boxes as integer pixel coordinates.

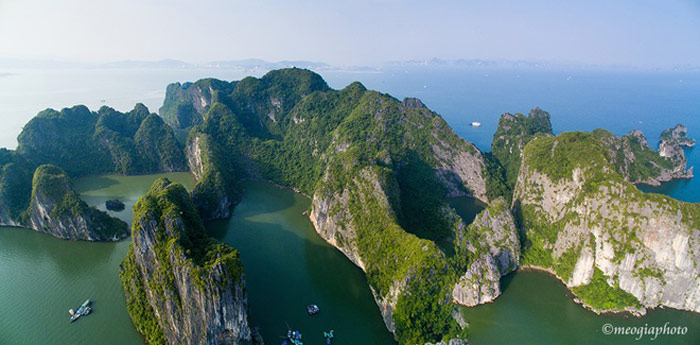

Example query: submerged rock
[119,178,253,345]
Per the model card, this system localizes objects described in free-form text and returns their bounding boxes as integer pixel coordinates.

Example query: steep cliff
[451,198,520,306]
[24,164,128,240]
[17,103,187,176]
[658,123,695,178]
[515,132,700,314]
[119,178,253,345]
[0,149,32,226]
[159,79,236,129]
[168,69,491,344]
[490,107,553,198]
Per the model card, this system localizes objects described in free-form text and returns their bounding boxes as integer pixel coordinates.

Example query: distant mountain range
[386,58,700,72]
[1,57,698,72]
[0,57,371,72]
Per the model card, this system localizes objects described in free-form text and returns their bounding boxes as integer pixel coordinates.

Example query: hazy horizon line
[1,55,699,72]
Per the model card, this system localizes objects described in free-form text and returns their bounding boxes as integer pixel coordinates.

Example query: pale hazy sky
[1,0,699,67]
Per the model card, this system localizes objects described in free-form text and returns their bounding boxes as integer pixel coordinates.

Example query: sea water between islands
[0,172,698,344]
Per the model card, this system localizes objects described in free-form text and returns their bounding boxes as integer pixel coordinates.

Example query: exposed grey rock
[659,123,695,179]
[514,133,700,314]
[159,79,235,129]
[25,164,128,241]
[121,178,252,345]
[425,339,469,345]
[452,198,520,306]
[594,127,694,186]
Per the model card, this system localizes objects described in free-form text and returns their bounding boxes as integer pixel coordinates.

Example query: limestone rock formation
[119,178,253,345]
[515,132,700,314]
[452,198,520,306]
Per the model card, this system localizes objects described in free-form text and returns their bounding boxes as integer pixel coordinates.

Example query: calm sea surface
[0,66,698,344]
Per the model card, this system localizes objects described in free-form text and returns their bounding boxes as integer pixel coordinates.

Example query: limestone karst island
[1,1,699,345]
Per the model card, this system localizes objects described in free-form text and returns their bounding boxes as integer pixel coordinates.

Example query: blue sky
[0,0,698,67]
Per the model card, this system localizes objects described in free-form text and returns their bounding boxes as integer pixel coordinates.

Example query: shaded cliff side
[160,78,237,129]
[119,178,253,345]
[17,103,187,176]
[490,107,553,199]
[451,198,520,306]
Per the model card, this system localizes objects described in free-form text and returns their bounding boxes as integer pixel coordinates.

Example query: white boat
[471,121,482,127]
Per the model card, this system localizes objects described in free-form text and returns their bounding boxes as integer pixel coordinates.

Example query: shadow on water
[498,270,517,294]
[447,196,486,225]
[439,196,486,255]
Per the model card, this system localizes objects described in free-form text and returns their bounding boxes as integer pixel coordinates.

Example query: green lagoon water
[1,172,699,345]
[208,181,396,345]
[460,270,700,345]
[0,172,194,345]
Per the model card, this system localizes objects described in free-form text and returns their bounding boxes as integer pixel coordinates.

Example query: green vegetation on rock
[572,268,641,311]
[516,131,699,314]
[0,149,33,221]
[120,178,247,344]
[26,164,128,240]
[592,128,676,184]
[173,69,489,344]
[489,108,553,200]
[17,104,187,176]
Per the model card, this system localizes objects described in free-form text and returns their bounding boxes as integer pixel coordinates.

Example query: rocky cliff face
[25,164,128,240]
[165,69,495,344]
[186,132,236,220]
[490,108,554,190]
[310,167,403,333]
[452,198,520,306]
[159,79,236,129]
[593,127,693,186]
[120,178,253,345]
[658,124,695,178]
[514,132,700,314]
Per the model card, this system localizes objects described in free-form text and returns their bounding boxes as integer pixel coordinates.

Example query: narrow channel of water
[207,180,396,345]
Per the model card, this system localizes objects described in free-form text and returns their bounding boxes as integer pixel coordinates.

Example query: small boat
[306,304,319,315]
[69,299,92,323]
[286,329,303,345]
[471,121,482,127]
[324,330,335,344]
